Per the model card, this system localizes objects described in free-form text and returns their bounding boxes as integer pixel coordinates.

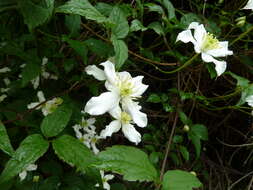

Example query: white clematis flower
[100,106,145,144]
[243,0,253,10]
[19,164,37,181]
[95,170,114,190]
[176,22,233,76]
[27,91,63,116]
[100,170,114,190]
[73,117,100,154]
[85,60,148,118]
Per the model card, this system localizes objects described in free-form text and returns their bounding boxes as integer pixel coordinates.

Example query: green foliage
[52,135,98,172]
[111,36,128,69]
[96,145,158,182]
[18,0,54,31]
[109,6,129,39]
[0,121,14,156]
[56,0,107,23]
[41,103,73,137]
[162,170,202,190]
[0,134,49,183]
[1,0,253,189]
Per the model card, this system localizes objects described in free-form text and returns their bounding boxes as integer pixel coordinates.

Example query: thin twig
[81,23,177,66]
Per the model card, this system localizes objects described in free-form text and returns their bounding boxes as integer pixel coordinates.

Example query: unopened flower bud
[33,176,39,182]
[235,16,246,27]
[190,171,197,176]
[183,125,190,132]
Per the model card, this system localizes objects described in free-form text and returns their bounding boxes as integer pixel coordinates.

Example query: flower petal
[100,120,121,138]
[201,53,227,76]
[100,60,117,84]
[103,182,111,190]
[122,124,141,145]
[85,65,106,81]
[243,0,253,10]
[205,41,233,57]
[122,99,148,128]
[193,24,206,46]
[87,118,96,126]
[27,102,40,110]
[26,164,37,171]
[0,67,11,73]
[31,77,40,89]
[73,125,82,139]
[104,174,114,181]
[91,142,99,155]
[131,76,149,97]
[176,29,195,44]
[109,106,121,120]
[246,95,253,107]
[19,170,27,181]
[37,91,45,102]
[85,92,120,115]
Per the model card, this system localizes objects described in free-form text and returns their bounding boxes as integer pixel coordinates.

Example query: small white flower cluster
[72,117,101,155]
[27,91,63,116]
[176,22,233,76]
[0,67,11,103]
[20,57,58,89]
[84,60,149,145]
[72,117,114,190]
[19,164,37,181]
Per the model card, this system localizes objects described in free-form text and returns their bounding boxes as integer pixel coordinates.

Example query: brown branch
[81,23,177,66]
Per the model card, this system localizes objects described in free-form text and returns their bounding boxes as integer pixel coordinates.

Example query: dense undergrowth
[0,0,253,189]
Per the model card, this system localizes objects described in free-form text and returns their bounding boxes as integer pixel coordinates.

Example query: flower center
[201,33,221,51]
[118,78,133,97]
[81,120,88,128]
[121,112,131,124]
[44,97,63,113]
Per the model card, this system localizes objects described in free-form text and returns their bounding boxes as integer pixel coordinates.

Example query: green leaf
[179,146,189,161]
[21,62,41,87]
[41,104,72,138]
[145,3,164,14]
[56,0,107,23]
[111,36,128,69]
[179,13,202,29]
[188,133,201,158]
[227,71,250,88]
[0,134,49,183]
[148,22,164,35]
[84,38,113,57]
[0,121,14,156]
[109,6,129,39]
[147,93,161,103]
[130,19,147,32]
[162,0,175,19]
[95,145,158,182]
[52,135,98,172]
[65,15,81,37]
[62,36,88,63]
[162,170,202,190]
[18,0,54,30]
[96,2,113,16]
[191,124,208,141]
[178,111,192,125]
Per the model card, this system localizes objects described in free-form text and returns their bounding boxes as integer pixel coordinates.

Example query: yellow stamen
[201,33,221,51]
[121,112,131,124]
